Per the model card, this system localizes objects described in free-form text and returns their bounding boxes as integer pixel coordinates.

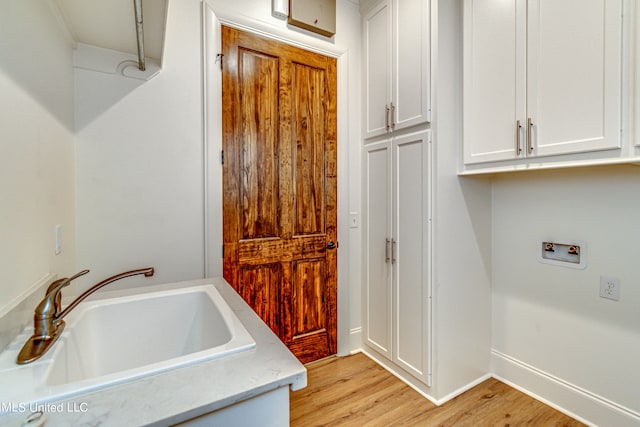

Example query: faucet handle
[36,270,90,317]
[65,269,90,285]
[48,269,90,295]
[45,278,67,318]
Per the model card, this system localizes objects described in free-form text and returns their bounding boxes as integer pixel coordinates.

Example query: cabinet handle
[391,238,396,264]
[385,238,390,263]
[527,117,534,154]
[515,120,522,156]
[390,102,396,130]
[385,105,390,131]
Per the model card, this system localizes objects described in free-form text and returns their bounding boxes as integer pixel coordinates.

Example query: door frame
[202,2,353,356]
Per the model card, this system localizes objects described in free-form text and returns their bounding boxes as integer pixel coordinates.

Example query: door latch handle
[327,241,338,250]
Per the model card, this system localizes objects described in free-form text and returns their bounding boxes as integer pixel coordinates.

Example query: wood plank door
[221,26,337,363]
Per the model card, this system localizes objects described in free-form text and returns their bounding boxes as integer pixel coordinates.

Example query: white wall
[74,0,205,292]
[492,166,640,424]
[0,1,76,315]
[75,0,363,353]
[431,0,492,400]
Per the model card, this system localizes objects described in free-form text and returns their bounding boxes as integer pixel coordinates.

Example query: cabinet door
[392,131,431,385]
[364,141,392,358]
[392,0,430,131]
[527,0,622,157]
[363,0,392,139]
[463,0,527,164]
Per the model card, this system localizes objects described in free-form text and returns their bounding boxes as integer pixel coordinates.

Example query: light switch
[349,212,360,228]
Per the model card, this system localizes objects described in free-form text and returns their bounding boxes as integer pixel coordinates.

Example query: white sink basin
[0,284,255,405]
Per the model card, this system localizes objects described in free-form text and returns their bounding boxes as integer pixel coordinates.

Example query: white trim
[492,349,640,427]
[362,348,439,406]
[202,2,351,355]
[435,373,493,406]
[203,5,224,278]
[336,52,351,357]
[363,345,491,407]
[201,1,210,278]
[634,0,640,147]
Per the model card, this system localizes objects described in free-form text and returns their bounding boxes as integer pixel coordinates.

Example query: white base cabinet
[177,387,289,427]
[363,130,431,385]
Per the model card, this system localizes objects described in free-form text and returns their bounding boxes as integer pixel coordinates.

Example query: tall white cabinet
[363,131,431,385]
[361,0,432,387]
[360,0,496,403]
[463,0,622,165]
[363,0,430,139]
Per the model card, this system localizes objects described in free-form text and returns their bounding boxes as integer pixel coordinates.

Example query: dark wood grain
[293,62,326,235]
[238,48,280,239]
[222,26,337,363]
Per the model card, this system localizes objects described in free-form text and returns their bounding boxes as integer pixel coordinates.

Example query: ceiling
[54,0,167,60]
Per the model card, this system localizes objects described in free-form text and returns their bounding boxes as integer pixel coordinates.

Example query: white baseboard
[435,373,493,406]
[491,349,640,427]
[350,346,640,426]
[357,345,490,407]
[361,347,440,406]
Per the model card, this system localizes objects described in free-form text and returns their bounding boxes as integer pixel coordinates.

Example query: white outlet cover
[54,224,62,255]
[599,276,621,301]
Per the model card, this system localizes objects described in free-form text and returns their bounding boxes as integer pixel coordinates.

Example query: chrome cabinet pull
[385,238,390,263]
[516,120,522,155]
[385,105,390,131]
[390,102,396,129]
[527,117,534,154]
[391,238,396,264]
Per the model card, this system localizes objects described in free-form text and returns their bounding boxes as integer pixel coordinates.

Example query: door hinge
[220,150,224,165]
[222,244,224,258]
[215,53,224,71]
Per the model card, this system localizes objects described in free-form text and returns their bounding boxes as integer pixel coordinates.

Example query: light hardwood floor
[290,353,585,426]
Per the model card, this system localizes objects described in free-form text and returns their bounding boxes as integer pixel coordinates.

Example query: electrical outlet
[599,276,620,301]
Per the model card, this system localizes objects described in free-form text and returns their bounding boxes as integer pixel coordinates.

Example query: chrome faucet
[17,267,155,364]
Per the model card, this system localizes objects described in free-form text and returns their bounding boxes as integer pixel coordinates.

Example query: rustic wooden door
[221,26,337,363]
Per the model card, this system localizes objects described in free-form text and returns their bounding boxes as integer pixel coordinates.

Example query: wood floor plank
[290,353,585,426]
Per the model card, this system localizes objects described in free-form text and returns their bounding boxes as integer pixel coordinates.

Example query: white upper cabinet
[363,1,392,138]
[463,0,622,165]
[363,0,430,139]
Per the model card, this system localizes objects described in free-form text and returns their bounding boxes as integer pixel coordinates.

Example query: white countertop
[0,278,306,426]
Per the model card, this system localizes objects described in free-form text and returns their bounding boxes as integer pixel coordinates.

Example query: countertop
[0,278,306,426]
